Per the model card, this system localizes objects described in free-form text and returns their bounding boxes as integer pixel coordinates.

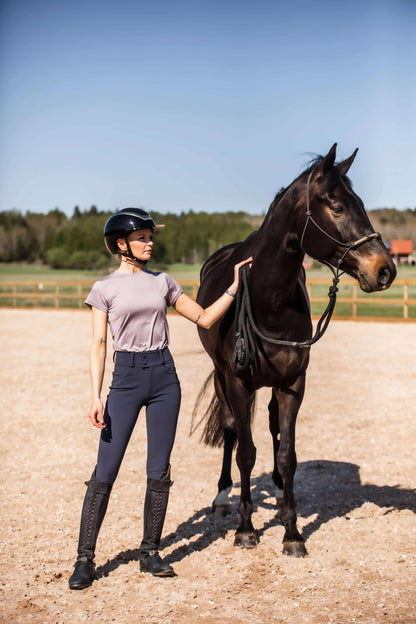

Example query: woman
[69,207,252,589]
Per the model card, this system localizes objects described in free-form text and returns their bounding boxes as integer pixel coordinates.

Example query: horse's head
[298,143,396,292]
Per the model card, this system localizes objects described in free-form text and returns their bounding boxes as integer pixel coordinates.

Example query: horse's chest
[253,348,310,388]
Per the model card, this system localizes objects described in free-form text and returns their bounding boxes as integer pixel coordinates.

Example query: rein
[233,263,338,370]
[233,169,382,371]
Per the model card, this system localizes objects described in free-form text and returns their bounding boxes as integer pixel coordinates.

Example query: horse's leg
[275,376,308,558]
[212,370,236,516]
[212,428,236,516]
[225,374,257,549]
[268,392,283,500]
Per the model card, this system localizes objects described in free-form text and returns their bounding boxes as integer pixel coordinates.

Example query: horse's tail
[191,371,223,447]
[191,370,256,448]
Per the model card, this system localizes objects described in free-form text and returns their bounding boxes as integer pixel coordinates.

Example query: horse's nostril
[377,266,391,286]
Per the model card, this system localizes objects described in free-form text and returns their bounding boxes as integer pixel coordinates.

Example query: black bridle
[300,170,381,280]
[233,169,382,370]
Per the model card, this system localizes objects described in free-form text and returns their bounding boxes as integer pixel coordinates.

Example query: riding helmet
[104,208,164,255]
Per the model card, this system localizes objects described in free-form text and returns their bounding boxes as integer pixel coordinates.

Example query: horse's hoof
[234,532,258,549]
[282,540,307,558]
[212,486,232,516]
[212,503,230,517]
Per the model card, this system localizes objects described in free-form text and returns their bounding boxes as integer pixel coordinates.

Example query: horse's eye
[331,204,345,215]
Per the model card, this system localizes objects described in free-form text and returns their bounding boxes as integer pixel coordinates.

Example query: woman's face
[117,228,154,261]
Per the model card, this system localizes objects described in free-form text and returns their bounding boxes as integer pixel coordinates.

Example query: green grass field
[0,261,202,282]
[1,261,416,283]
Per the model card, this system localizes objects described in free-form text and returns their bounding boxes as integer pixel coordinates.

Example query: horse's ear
[337,148,359,175]
[320,143,337,174]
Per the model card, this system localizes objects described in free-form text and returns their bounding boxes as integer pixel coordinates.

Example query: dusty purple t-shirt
[85,270,183,352]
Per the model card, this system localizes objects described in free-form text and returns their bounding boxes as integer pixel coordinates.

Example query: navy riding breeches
[94,347,181,483]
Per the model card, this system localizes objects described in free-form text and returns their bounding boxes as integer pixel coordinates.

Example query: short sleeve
[84,281,109,312]
[165,274,183,307]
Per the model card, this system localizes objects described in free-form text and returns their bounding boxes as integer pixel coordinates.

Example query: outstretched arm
[173,257,252,329]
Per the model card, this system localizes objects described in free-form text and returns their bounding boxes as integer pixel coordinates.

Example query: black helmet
[104,208,164,256]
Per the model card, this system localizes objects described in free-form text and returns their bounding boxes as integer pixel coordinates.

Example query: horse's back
[200,242,240,282]
[200,236,254,282]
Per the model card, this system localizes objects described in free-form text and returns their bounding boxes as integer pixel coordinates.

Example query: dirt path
[0,309,415,624]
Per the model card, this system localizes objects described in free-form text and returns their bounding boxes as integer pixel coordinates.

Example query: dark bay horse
[194,143,396,557]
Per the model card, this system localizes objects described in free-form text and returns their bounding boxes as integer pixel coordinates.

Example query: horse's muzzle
[358,259,396,292]
[377,264,396,289]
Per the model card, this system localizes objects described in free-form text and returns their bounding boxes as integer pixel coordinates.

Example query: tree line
[0,206,263,269]
[0,205,415,269]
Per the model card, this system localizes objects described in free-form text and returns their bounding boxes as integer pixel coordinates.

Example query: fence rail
[0,278,415,321]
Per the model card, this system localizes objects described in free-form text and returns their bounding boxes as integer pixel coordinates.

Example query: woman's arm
[173,257,252,329]
[88,306,108,429]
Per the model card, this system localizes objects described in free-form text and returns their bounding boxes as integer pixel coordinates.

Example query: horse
[193,143,396,557]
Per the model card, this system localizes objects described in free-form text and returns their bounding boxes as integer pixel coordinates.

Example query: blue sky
[0,0,415,216]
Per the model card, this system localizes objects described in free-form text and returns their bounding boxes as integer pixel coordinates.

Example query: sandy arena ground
[0,309,415,624]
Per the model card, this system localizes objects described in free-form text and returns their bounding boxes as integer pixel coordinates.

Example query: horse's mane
[260,154,325,228]
[303,154,325,174]
[275,154,325,204]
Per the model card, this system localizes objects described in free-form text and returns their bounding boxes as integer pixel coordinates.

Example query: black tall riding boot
[139,470,175,577]
[68,471,113,590]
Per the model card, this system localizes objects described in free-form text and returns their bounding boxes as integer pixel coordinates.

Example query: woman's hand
[89,398,106,429]
[230,257,253,293]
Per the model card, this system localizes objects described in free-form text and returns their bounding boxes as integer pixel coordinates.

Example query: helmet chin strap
[120,238,148,266]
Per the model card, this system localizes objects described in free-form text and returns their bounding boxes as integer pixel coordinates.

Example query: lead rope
[232,264,340,370]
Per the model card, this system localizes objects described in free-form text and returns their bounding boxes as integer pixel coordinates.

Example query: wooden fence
[0,278,416,321]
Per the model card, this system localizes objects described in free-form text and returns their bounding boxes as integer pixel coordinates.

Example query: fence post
[352,283,357,319]
[404,282,408,319]
[307,283,312,304]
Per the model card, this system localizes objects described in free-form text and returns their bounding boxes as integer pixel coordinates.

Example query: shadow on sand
[95,460,415,579]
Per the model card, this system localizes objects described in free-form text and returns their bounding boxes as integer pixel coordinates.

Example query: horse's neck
[250,188,305,309]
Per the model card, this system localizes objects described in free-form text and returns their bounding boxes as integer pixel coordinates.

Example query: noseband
[300,170,381,280]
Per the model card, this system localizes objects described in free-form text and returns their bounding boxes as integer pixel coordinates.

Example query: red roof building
[389,239,413,255]
[388,239,414,265]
